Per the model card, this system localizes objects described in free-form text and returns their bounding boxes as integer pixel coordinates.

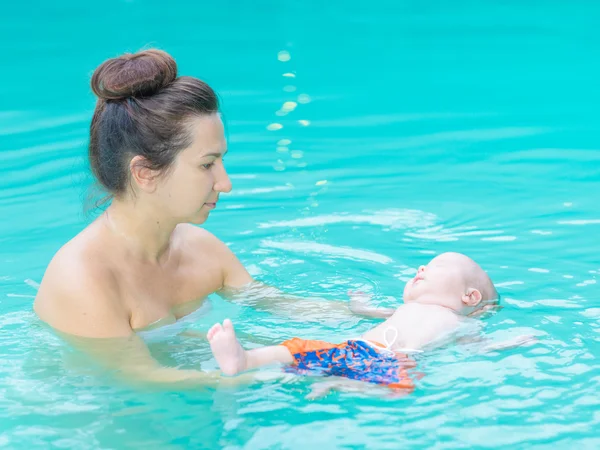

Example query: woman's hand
[348,290,396,319]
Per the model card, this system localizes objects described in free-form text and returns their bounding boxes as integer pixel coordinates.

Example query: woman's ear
[462,288,483,307]
[130,155,159,192]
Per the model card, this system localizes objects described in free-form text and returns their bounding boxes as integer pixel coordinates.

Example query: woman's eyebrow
[201,149,228,158]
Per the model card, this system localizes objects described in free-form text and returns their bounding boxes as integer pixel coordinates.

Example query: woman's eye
[201,162,215,170]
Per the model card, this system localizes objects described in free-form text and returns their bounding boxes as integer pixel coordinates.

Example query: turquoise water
[2,0,600,448]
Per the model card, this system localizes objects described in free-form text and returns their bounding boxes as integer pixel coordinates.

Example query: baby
[207,252,502,390]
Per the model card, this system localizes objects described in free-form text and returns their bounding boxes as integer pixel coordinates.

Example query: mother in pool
[33,49,357,385]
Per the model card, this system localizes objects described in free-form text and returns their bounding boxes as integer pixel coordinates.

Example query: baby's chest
[389,309,456,349]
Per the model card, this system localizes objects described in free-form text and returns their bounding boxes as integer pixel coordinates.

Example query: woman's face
[153,114,232,225]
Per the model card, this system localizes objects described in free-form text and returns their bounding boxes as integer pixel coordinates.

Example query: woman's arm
[347,291,397,319]
[217,282,360,322]
[202,230,380,321]
[61,330,261,388]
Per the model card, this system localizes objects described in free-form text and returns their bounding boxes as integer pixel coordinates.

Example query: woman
[33,49,357,385]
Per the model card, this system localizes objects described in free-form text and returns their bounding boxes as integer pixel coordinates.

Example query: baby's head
[403,252,498,315]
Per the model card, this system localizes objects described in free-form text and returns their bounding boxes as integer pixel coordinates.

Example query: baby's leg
[207,319,293,376]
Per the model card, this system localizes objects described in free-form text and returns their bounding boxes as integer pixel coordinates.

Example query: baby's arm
[455,332,536,353]
[479,335,536,352]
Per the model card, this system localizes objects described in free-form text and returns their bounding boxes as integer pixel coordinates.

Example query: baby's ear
[462,288,482,307]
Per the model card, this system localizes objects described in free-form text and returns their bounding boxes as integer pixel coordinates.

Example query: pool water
[1,1,600,448]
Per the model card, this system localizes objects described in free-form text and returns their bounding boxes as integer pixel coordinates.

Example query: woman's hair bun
[91,49,177,101]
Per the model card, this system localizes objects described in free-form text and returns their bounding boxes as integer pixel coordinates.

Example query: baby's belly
[361,326,412,350]
[360,312,429,351]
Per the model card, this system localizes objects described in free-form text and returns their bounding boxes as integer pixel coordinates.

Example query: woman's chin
[190,217,208,225]
[188,210,210,225]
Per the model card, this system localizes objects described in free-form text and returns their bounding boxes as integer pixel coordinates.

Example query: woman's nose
[214,164,232,193]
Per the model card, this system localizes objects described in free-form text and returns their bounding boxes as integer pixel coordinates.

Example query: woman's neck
[103,199,177,264]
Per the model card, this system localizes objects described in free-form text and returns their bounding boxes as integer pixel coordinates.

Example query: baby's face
[403,253,473,309]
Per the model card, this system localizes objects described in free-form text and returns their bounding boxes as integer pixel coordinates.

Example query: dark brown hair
[89,49,219,196]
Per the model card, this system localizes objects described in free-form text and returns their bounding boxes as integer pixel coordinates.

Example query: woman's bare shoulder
[43,223,116,284]
[175,223,223,246]
[34,227,129,337]
[174,224,252,288]
[174,224,235,260]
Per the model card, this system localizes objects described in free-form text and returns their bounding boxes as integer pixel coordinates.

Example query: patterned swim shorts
[280,337,414,390]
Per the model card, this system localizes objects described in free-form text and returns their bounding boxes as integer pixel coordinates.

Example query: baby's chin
[402,282,418,302]
[403,283,443,306]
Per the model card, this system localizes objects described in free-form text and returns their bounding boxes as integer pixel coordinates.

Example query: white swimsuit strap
[383,326,398,350]
[380,327,424,354]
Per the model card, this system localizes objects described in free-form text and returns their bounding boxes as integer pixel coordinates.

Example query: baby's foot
[207,319,248,376]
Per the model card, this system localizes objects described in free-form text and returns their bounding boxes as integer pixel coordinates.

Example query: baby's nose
[418,265,426,273]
